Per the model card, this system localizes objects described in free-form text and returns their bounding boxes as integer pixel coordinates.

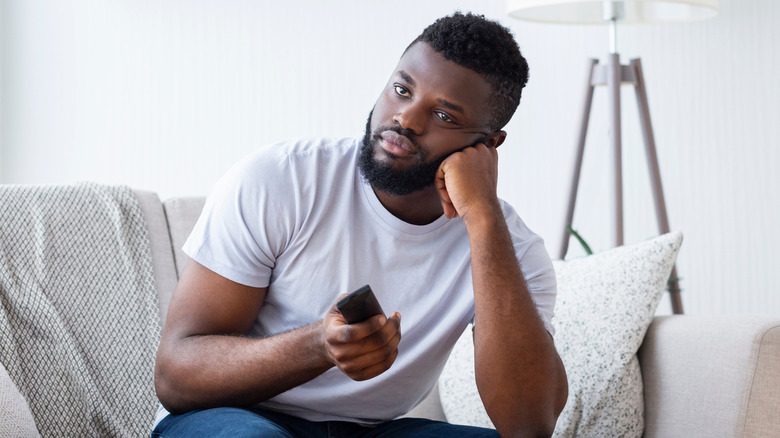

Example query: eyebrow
[436,98,465,115]
[397,70,466,116]
[398,70,416,87]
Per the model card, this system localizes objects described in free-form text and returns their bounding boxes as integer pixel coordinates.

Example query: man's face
[359,42,496,196]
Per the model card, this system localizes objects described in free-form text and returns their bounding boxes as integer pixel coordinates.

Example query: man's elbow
[153,353,201,415]
[489,374,569,437]
[536,366,570,436]
[492,407,561,438]
[154,360,185,414]
[496,422,554,438]
[552,369,569,420]
[493,403,564,438]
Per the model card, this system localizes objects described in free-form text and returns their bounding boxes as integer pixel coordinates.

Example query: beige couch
[2,189,779,437]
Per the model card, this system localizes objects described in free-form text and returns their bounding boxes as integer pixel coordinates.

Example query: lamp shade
[507,0,719,24]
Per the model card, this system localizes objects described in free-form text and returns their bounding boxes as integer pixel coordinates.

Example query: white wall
[1,0,778,316]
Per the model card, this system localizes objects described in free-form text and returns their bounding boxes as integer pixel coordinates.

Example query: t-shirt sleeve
[182,146,296,288]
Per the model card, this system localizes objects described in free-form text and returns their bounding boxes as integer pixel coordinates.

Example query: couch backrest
[136,192,206,327]
[133,190,180,326]
[135,191,206,327]
[162,197,206,278]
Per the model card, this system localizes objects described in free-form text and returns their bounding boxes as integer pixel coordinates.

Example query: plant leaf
[567,226,593,256]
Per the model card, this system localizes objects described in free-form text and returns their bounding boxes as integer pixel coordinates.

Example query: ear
[485,130,507,148]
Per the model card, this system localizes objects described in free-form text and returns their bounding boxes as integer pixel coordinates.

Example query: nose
[393,102,425,135]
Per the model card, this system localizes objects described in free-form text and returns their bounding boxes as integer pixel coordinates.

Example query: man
[153,12,568,438]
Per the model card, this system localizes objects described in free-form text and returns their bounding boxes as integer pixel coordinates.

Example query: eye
[436,111,455,123]
[394,85,411,98]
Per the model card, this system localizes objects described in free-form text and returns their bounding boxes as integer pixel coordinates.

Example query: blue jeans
[151,407,499,438]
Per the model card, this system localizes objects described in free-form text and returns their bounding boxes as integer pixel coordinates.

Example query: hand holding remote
[323,285,400,381]
[336,285,385,324]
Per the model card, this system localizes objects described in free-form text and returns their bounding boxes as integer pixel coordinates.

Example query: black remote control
[336,285,385,324]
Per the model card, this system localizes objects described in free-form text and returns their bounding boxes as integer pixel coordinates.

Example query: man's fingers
[323,310,402,380]
[350,349,400,381]
[434,166,451,202]
[337,328,401,379]
[328,313,386,344]
[440,199,458,219]
[435,157,459,218]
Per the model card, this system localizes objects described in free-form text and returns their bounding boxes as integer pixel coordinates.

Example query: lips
[379,131,417,157]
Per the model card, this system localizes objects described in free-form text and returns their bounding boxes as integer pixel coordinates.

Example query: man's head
[360,12,528,196]
[407,12,529,132]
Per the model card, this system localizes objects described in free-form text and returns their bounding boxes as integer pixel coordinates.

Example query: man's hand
[322,300,402,381]
[434,143,500,222]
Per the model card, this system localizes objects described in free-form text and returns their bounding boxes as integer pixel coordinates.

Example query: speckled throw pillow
[438,233,682,437]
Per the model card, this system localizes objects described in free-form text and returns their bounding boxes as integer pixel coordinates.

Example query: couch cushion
[438,233,681,436]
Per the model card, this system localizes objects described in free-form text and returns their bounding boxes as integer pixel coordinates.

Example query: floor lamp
[507,0,719,314]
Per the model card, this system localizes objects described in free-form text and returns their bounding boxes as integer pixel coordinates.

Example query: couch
[1,186,778,437]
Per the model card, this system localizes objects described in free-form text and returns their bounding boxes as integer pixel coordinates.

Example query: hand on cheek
[435,144,500,222]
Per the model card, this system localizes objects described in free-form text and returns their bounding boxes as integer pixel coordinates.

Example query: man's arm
[154,260,402,414]
[436,144,568,437]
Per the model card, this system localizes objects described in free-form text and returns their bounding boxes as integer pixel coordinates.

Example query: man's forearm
[155,321,332,414]
[465,206,568,437]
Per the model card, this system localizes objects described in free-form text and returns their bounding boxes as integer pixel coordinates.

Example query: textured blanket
[0,183,160,437]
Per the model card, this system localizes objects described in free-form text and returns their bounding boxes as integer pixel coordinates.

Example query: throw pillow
[438,232,682,437]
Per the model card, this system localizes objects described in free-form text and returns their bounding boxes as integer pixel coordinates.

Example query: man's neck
[372,185,445,226]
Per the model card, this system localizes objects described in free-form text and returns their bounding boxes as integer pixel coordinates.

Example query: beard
[358,109,448,196]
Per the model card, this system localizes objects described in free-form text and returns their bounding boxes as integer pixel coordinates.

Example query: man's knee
[152,407,293,438]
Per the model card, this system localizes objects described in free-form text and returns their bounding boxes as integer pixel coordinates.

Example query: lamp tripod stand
[558,21,683,314]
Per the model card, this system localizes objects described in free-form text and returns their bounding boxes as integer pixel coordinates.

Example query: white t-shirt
[170,137,557,424]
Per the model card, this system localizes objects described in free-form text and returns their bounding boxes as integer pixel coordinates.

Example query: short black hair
[409,12,529,131]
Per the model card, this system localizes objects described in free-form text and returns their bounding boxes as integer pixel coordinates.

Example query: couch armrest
[639,315,780,438]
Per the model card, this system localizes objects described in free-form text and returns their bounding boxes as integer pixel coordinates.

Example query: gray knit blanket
[0,183,161,437]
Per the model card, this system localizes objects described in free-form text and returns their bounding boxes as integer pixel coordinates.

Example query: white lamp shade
[507,0,719,24]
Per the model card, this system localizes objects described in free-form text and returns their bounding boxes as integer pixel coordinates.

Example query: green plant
[566,226,593,256]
